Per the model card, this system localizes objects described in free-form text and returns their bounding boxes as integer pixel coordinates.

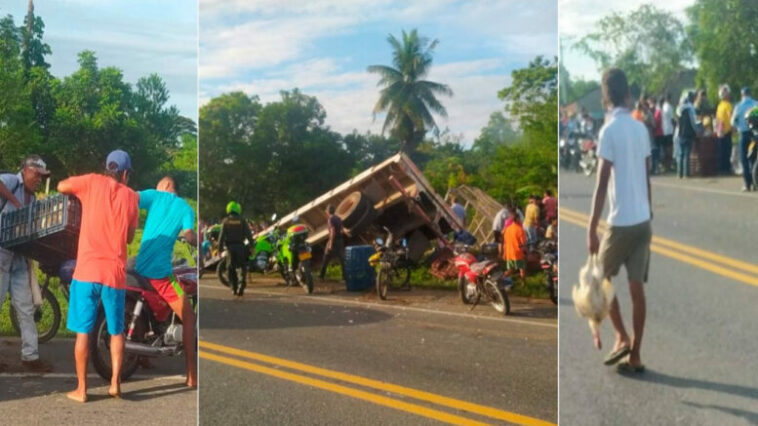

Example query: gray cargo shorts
[599,220,652,284]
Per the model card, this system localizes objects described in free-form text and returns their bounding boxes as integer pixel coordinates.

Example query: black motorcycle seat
[126,270,157,292]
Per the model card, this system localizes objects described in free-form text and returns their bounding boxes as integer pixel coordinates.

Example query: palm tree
[368,29,452,153]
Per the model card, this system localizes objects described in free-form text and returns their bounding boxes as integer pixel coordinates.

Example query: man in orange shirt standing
[503,210,527,283]
[58,150,139,403]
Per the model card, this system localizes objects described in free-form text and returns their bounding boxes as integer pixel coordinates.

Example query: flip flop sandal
[603,346,631,365]
[617,361,645,374]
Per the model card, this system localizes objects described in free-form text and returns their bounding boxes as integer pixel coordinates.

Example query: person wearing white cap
[0,154,53,373]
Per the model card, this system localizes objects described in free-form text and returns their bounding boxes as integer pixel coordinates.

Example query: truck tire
[337,192,371,228]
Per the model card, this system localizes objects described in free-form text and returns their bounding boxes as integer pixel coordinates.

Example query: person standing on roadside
[0,155,53,373]
[319,205,346,283]
[662,93,675,172]
[675,92,700,179]
[503,210,527,284]
[218,201,253,298]
[522,195,540,247]
[732,87,757,191]
[652,97,665,175]
[542,189,557,224]
[135,176,197,388]
[715,85,734,175]
[58,150,139,402]
[588,69,652,373]
[450,195,466,227]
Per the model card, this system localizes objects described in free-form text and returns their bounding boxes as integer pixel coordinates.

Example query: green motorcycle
[275,223,314,294]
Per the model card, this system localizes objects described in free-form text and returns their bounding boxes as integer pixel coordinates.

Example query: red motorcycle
[91,250,197,381]
[453,243,511,315]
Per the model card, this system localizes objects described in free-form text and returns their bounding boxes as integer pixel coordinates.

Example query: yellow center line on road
[560,207,758,288]
[200,340,556,426]
[199,351,490,426]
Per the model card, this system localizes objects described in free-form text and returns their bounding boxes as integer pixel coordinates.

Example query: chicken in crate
[0,194,81,267]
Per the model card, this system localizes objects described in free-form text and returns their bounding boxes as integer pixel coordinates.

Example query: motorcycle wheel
[10,285,61,344]
[216,256,230,287]
[299,261,314,294]
[387,265,411,290]
[457,275,471,305]
[90,297,142,381]
[547,276,557,305]
[484,278,510,315]
[376,262,389,300]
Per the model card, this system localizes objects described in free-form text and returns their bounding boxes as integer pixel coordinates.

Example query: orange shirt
[631,109,644,122]
[66,174,139,289]
[503,222,527,261]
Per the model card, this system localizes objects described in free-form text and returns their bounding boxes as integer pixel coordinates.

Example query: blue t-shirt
[135,190,195,278]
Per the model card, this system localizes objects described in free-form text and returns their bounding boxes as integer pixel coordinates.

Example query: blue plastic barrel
[343,245,376,291]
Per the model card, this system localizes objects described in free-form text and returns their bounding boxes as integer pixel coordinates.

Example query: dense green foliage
[686,0,758,100]
[200,54,557,221]
[0,12,196,198]
[573,4,692,95]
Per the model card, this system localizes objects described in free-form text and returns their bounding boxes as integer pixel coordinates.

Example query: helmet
[226,201,241,215]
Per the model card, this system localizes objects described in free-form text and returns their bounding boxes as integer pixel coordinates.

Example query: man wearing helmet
[219,201,253,298]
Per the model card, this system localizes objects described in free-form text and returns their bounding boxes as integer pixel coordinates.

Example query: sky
[199,0,558,145]
[559,0,694,82]
[0,0,198,123]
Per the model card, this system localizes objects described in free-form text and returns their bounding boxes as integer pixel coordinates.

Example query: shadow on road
[682,401,758,424]
[199,297,393,331]
[126,382,195,402]
[622,369,758,400]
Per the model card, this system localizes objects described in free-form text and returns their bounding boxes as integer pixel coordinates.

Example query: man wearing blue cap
[58,149,140,402]
[732,87,757,191]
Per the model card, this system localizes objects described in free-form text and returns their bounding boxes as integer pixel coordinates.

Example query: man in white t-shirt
[588,68,652,374]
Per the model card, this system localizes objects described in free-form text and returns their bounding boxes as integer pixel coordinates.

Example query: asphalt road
[198,275,557,425]
[559,172,758,426]
[0,337,196,425]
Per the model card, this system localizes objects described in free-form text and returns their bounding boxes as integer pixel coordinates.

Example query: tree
[559,64,599,105]
[498,55,558,146]
[687,0,758,100]
[574,4,692,94]
[367,29,452,154]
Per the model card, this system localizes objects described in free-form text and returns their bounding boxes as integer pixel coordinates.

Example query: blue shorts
[67,279,125,335]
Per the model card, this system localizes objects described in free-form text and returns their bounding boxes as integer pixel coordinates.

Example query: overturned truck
[259,153,464,265]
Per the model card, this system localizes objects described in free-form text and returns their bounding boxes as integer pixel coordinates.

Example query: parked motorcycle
[453,243,511,315]
[538,239,558,304]
[579,137,598,176]
[369,227,411,300]
[9,262,71,344]
[90,240,198,381]
[276,222,314,294]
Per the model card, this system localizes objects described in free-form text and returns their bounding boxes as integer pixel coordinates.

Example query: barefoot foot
[67,390,87,403]
[108,387,122,398]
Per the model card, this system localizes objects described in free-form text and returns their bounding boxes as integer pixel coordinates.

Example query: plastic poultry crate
[0,194,81,265]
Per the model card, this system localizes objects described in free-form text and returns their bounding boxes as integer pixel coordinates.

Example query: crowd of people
[487,189,557,284]
[0,150,198,402]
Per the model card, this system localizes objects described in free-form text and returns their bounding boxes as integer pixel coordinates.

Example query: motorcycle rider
[218,201,253,298]
[134,176,197,388]
[58,150,140,402]
[0,155,53,373]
